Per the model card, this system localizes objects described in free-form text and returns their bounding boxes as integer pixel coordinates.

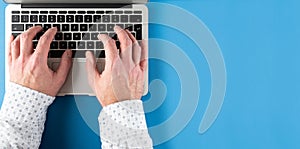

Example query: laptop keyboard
[10,10,143,58]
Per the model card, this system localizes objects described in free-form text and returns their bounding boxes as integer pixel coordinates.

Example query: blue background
[1,0,300,148]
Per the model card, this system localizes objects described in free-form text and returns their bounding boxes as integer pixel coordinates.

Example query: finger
[140,40,148,72]
[85,51,99,92]
[8,35,14,66]
[54,49,72,86]
[98,34,119,71]
[11,35,21,60]
[20,26,43,56]
[125,29,141,64]
[36,27,57,58]
[114,26,133,63]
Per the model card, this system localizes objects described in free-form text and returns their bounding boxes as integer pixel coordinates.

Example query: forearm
[99,100,153,149]
[0,82,55,148]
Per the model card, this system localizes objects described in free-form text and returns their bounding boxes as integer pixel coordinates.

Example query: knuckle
[56,77,65,85]
[107,38,116,46]
[20,32,29,39]
[11,41,16,47]
[40,35,49,42]
[123,38,132,47]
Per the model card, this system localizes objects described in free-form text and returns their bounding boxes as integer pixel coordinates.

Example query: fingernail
[98,34,109,43]
[85,51,94,63]
[66,49,72,58]
[52,27,57,31]
[114,25,122,33]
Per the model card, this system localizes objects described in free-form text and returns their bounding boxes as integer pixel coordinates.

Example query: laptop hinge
[21,3,132,8]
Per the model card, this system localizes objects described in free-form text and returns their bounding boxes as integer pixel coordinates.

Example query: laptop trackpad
[52,62,95,96]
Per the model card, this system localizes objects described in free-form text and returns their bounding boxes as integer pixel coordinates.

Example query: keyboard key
[93,15,101,22]
[120,15,128,23]
[75,15,83,22]
[21,15,29,22]
[12,33,21,38]
[68,42,77,49]
[107,24,114,31]
[57,15,65,22]
[112,15,119,22]
[71,24,79,31]
[72,50,87,58]
[55,33,63,40]
[12,15,19,22]
[52,24,60,31]
[130,15,142,22]
[25,24,33,30]
[12,24,24,31]
[66,15,74,22]
[36,32,44,40]
[73,33,81,40]
[102,15,110,22]
[48,50,65,58]
[80,24,88,31]
[78,11,86,14]
[116,41,120,49]
[48,15,56,22]
[62,24,69,31]
[106,11,113,14]
[125,24,133,31]
[124,11,132,14]
[21,11,29,14]
[131,32,136,38]
[134,24,142,40]
[50,11,57,14]
[59,11,67,14]
[95,50,105,58]
[40,11,48,14]
[98,24,106,31]
[68,11,76,14]
[96,11,104,14]
[31,11,39,14]
[91,33,99,40]
[82,33,90,40]
[50,41,59,49]
[39,15,47,22]
[59,42,68,49]
[116,24,124,29]
[87,41,95,49]
[134,11,142,14]
[43,24,52,31]
[78,42,85,49]
[89,24,97,31]
[95,42,104,49]
[64,33,72,40]
[84,15,92,22]
[30,15,38,22]
[35,24,42,27]
[115,11,123,14]
[87,11,95,14]
[12,11,20,14]
[33,41,38,48]
[110,33,118,40]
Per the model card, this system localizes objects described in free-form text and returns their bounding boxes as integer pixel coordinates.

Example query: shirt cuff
[0,82,55,123]
[99,100,153,148]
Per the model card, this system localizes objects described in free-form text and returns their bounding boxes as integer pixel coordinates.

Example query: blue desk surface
[1,0,300,148]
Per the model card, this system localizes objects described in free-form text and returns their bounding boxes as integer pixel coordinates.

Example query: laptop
[5,0,148,96]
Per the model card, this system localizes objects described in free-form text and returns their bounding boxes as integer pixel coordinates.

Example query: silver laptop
[5,0,148,96]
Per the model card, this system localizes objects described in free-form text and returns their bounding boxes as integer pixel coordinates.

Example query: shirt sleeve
[99,100,153,149]
[0,82,55,148]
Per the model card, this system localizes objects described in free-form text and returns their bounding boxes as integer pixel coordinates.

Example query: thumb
[55,49,72,85]
[85,51,99,91]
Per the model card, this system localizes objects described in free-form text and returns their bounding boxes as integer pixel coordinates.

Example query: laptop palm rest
[52,61,103,96]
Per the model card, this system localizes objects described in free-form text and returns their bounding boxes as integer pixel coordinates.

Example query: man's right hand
[85,26,148,107]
